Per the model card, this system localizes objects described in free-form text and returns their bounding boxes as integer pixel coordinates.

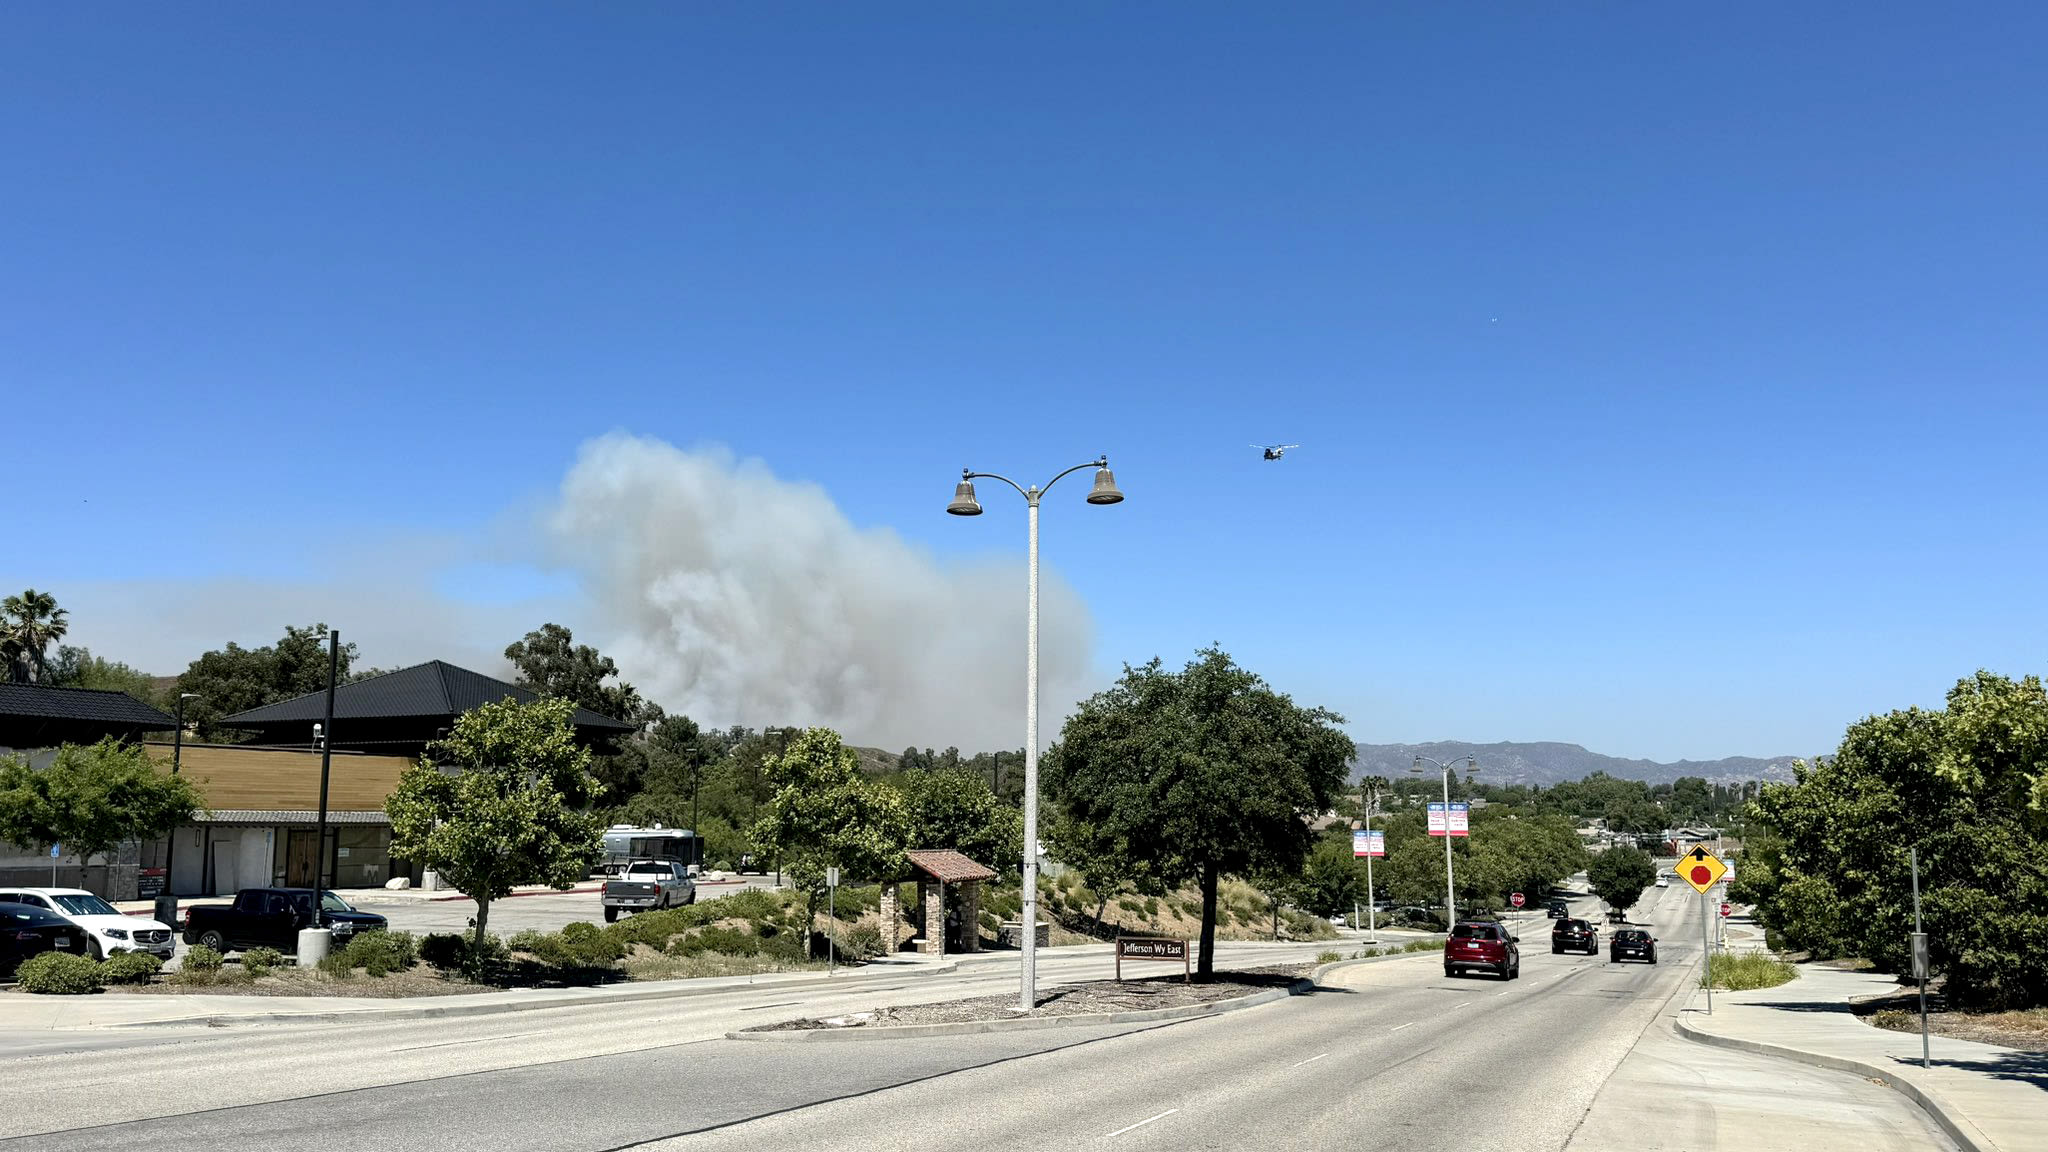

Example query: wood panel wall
[146,744,411,812]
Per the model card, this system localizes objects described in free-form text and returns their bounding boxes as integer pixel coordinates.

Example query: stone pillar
[922,879,946,955]
[959,881,981,953]
[878,883,900,953]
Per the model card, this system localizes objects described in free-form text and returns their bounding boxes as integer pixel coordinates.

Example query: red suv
[1445,920,1520,980]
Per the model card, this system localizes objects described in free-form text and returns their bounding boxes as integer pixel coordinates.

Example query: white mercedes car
[0,887,176,961]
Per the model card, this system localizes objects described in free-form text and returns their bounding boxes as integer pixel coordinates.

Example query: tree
[1045,648,1352,979]
[385,696,605,944]
[174,624,357,740]
[752,727,908,933]
[41,646,162,707]
[892,766,1022,876]
[1668,776,1714,825]
[505,623,658,727]
[0,739,204,888]
[1587,846,1657,919]
[1740,671,2048,1010]
[1295,834,1367,919]
[2,588,69,683]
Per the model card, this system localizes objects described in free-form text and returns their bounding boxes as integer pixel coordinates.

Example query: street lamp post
[155,693,201,927]
[947,456,1123,1012]
[1412,755,1476,928]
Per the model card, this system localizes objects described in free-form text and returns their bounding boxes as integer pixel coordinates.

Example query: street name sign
[1676,845,1727,894]
[1115,936,1191,983]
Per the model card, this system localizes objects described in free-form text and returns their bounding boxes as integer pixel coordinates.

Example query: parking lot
[354,876,776,938]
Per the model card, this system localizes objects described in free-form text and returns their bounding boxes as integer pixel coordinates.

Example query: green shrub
[17,951,102,994]
[836,924,884,961]
[1317,950,1343,965]
[671,924,761,957]
[1118,896,1144,914]
[98,951,163,985]
[335,930,418,977]
[182,944,224,973]
[1403,939,1445,953]
[420,933,467,971]
[1704,952,1798,991]
[241,946,284,977]
[1872,1008,1915,1031]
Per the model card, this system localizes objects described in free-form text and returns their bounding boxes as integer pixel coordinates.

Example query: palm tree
[1,588,68,683]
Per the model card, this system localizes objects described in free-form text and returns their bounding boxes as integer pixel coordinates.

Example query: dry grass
[1870,1005,2048,1053]
[112,963,477,998]
[619,945,823,982]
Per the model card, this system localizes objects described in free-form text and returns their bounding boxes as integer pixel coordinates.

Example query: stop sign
[1720,902,1731,918]
[1510,893,1525,909]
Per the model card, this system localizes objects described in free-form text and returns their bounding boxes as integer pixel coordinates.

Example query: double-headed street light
[1412,755,1476,928]
[948,455,1123,1012]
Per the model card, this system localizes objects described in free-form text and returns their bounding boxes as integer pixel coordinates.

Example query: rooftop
[221,660,636,733]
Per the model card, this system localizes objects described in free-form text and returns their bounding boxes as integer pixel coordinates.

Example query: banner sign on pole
[1448,803,1470,837]
[1427,803,1446,836]
[1352,829,1385,858]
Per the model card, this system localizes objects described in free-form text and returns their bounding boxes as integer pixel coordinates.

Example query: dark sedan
[1551,917,1599,955]
[1610,928,1658,964]
[1,901,91,979]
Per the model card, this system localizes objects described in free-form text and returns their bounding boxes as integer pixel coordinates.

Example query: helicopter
[1253,443,1300,461]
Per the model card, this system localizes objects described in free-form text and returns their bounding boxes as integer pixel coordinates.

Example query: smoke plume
[545,434,1095,751]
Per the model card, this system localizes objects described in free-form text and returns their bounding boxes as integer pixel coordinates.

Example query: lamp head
[946,472,983,516]
[1085,464,1124,506]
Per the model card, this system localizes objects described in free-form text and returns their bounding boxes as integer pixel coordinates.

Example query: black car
[1545,900,1569,919]
[1551,917,1598,955]
[1,901,90,979]
[1610,928,1657,964]
[183,888,389,955]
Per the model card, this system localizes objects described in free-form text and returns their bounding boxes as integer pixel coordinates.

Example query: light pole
[947,455,1123,1011]
[1412,755,1475,928]
[155,693,201,927]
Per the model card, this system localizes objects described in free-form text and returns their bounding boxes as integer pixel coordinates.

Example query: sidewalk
[1676,964,2043,1152]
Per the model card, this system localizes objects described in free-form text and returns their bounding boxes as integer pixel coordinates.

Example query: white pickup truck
[601,858,695,922]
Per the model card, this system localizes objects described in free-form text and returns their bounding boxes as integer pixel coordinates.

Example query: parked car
[1550,917,1599,955]
[735,852,769,875]
[1444,920,1520,980]
[1610,928,1658,964]
[0,901,91,979]
[0,887,174,961]
[602,858,696,922]
[183,888,388,955]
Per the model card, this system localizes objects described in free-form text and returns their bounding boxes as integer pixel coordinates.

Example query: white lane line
[1290,1052,1329,1068]
[1106,1109,1179,1139]
[1452,1001,1471,1009]
[1391,1021,1416,1031]
[1495,989,1511,997]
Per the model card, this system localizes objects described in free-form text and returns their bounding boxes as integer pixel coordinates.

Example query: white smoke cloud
[543,433,1095,751]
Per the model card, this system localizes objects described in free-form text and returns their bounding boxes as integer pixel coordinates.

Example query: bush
[98,951,163,986]
[1704,952,1799,991]
[420,933,467,971]
[329,930,418,978]
[671,924,761,958]
[241,946,284,977]
[182,944,224,973]
[836,924,884,962]
[1316,950,1343,964]
[17,951,102,994]
[1872,1008,1915,1032]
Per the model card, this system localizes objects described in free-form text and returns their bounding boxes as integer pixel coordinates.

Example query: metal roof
[194,809,391,825]
[0,683,177,728]
[220,660,635,732]
[906,849,998,885]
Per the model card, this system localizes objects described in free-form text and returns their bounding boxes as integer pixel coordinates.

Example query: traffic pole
[1701,886,1713,1015]
[1912,847,1929,1069]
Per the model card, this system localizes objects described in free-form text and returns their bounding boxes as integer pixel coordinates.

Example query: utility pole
[1912,847,1930,1069]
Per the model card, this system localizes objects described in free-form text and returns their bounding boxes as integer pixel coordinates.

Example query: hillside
[1353,741,1800,787]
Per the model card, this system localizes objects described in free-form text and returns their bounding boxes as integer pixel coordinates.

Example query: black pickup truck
[183,888,388,954]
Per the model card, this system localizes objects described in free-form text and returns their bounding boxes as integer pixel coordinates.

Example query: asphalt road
[2,888,1951,1152]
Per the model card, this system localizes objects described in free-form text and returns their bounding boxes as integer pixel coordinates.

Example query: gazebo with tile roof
[888,848,998,957]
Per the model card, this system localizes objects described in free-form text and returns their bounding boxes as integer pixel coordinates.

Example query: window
[1452,924,1497,939]
[51,894,119,917]
[11,894,51,909]
[266,893,293,915]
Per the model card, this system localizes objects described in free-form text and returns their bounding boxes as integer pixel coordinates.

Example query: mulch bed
[1852,983,2048,1054]
[750,963,1313,1031]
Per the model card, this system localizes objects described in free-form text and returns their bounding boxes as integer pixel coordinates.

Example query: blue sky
[7,5,2045,761]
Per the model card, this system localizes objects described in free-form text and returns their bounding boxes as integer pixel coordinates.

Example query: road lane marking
[1391,1021,1416,1031]
[1494,990,1511,996]
[737,1000,809,1012]
[1106,1109,1179,1139]
[390,1030,544,1053]
[1452,1001,1471,1009]
[1290,1052,1329,1068]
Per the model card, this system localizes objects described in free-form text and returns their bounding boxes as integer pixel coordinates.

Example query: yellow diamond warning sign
[1676,844,1727,894]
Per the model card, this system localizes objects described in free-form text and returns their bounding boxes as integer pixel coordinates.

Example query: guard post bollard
[297,927,334,968]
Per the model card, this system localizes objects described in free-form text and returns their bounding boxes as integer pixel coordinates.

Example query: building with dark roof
[0,682,177,752]
[221,660,637,757]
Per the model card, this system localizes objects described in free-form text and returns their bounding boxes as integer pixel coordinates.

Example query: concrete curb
[1672,1003,1996,1152]
[101,960,962,1031]
[726,977,1314,1043]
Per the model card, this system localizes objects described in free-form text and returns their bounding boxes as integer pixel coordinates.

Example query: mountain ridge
[1353,740,1799,787]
